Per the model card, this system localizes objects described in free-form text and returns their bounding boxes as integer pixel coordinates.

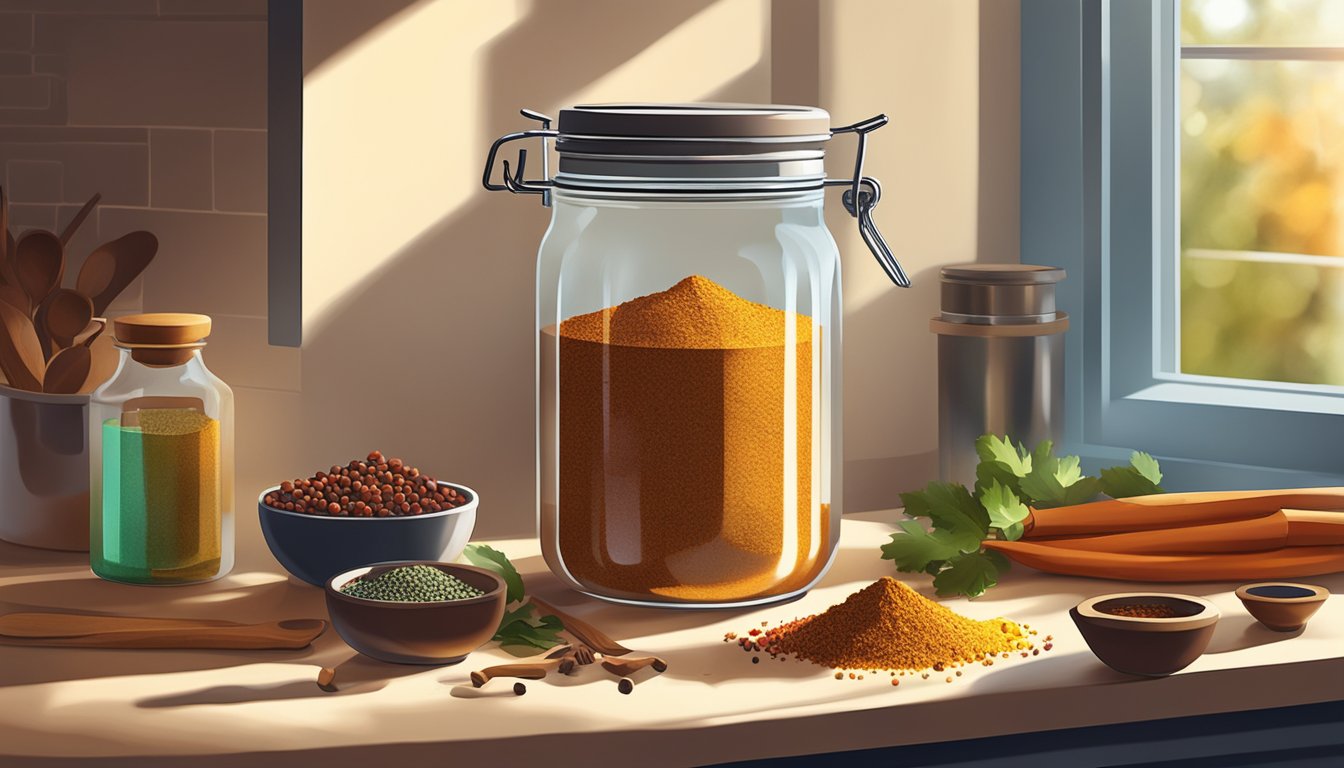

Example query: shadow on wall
[296,0,765,538]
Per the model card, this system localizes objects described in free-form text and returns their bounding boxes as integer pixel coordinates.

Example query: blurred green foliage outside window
[1181,0,1344,384]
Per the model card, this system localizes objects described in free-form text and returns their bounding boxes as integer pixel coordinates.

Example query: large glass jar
[485,104,907,607]
[89,313,234,585]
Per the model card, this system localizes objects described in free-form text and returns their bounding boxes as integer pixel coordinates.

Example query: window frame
[1021,0,1344,487]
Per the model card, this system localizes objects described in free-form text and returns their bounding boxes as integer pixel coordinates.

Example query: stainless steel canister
[0,385,89,551]
[931,264,1068,486]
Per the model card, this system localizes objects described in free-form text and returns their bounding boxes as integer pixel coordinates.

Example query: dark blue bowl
[257,482,478,586]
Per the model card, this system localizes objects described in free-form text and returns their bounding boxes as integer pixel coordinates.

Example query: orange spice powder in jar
[542,276,829,604]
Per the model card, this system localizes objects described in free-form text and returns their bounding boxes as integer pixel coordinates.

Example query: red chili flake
[748,628,761,636]
[1044,642,1054,651]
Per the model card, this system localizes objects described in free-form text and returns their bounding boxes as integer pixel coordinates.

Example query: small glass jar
[486,104,908,607]
[89,313,234,585]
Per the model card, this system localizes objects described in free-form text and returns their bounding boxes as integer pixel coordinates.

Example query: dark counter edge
[3,661,1341,767]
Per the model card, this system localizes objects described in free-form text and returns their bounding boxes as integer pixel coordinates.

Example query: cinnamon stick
[529,597,632,656]
[982,541,1344,582]
[1024,488,1344,538]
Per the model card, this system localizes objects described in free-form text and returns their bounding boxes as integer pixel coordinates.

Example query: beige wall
[0,1,287,492]
[296,0,1021,536]
[0,1,1020,538]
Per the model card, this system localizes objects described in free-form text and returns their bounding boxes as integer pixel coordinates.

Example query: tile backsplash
[0,1,292,397]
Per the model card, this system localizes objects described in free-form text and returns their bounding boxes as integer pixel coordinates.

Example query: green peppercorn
[339,565,485,602]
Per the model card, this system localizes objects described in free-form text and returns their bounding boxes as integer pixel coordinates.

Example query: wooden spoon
[40,288,93,349]
[79,329,118,394]
[0,281,28,316]
[0,186,10,272]
[0,300,46,391]
[73,317,105,348]
[0,612,328,650]
[0,186,22,296]
[42,345,90,395]
[76,231,157,316]
[59,192,100,247]
[14,230,63,311]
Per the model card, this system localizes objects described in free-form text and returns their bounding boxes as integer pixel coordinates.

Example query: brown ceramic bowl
[325,561,506,665]
[1070,593,1220,677]
[1235,582,1329,632]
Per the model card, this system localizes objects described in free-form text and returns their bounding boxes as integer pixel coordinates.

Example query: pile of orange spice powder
[729,577,1050,684]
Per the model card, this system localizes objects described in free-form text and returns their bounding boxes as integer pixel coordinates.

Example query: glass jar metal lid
[484,102,912,287]
[556,102,832,157]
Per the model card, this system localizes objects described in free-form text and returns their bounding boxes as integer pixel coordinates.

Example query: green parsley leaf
[900,481,989,550]
[463,543,525,603]
[982,547,1012,574]
[1019,463,1066,507]
[1098,457,1164,498]
[974,459,1023,498]
[1131,451,1163,486]
[932,551,1005,599]
[1056,475,1102,507]
[1053,453,1084,487]
[880,520,964,572]
[1019,441,1098,508]
[975,434,1032,477]
[495,603,566,655]
[979,479,1030,532]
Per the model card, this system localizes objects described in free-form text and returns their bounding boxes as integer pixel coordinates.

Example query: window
[1180,0,1344,386]
[1021,0,1344,486]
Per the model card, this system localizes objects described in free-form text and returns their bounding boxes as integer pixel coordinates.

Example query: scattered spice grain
[513,682,527,696]
[1102,603,1180,619]
[618,678,634,695]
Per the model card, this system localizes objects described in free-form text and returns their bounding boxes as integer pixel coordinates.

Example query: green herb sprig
[881,435,1164,599]
[463,544,566,656]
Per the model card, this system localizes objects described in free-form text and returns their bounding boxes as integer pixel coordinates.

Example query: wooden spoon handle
[530,597,632,656]
[0,612,241,637]
[0,625,326,650]
[0,613,327,649]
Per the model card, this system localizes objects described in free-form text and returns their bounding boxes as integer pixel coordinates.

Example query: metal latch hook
[482,109,557,207]
[826,114,911,287]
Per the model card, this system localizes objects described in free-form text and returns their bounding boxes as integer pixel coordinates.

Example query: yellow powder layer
[138,408,221,577]
[547,275,823,603]
[560,275,813,349]
[770,577,1028,671]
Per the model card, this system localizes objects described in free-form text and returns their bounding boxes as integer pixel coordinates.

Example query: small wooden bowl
[325,562,505,665]
[1071,593,1219,677]
[1235,582,1328,633]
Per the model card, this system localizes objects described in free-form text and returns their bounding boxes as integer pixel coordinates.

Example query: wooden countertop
[1,498,1341,766]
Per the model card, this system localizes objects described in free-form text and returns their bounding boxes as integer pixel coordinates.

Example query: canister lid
[940,263,1066,285]
[113,313,212,346]
[938,264,1065,321]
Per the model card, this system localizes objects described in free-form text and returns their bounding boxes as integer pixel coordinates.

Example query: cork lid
[113,313,212,346]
